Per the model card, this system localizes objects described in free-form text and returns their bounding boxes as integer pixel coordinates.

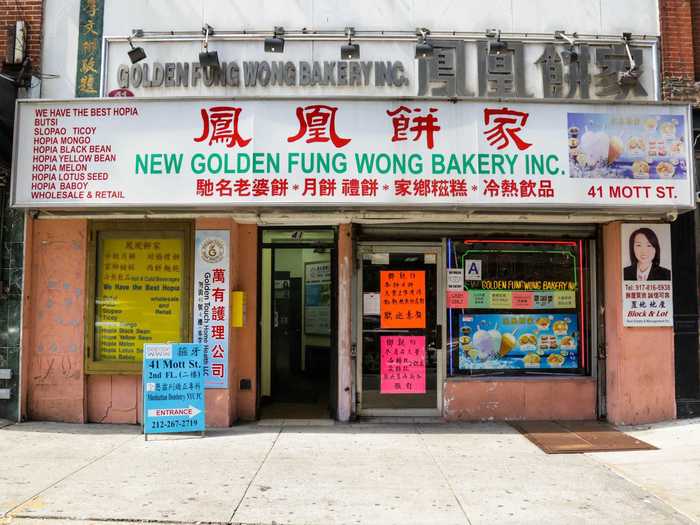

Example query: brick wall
[660,0,698,102]
[0,0,43,70]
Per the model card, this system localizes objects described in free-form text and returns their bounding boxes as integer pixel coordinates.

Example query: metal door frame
[355,242,445,417]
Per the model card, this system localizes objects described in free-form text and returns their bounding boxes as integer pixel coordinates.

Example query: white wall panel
[601,0,659,35]
[41,0,81,99]
[512,0,602,35]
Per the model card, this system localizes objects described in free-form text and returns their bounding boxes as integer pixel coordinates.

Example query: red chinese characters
[483,107,532,151]
[386,106,441,149]
[288,105,351,147]
[194,106,251,148]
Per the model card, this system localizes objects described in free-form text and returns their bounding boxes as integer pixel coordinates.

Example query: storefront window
[86,222,192,374]
[446,238,589,375]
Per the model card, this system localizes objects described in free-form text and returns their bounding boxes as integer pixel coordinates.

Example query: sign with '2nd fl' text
[143,343,205,434]
[13,98,693,210]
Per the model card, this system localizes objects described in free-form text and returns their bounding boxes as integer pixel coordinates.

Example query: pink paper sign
[511,291,535,309]
[447,290,468,309]
[380,335,426,394]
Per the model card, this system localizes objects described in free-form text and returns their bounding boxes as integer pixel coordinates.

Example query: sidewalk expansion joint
[414,423,473,525]
[2,433,140,521]
[228,424,284,523]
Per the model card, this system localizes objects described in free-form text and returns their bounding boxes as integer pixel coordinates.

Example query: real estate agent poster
[621,223,673,327]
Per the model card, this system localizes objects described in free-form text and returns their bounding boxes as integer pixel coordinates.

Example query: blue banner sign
[143,343,205,434]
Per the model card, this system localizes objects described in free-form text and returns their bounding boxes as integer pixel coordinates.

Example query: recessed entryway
[258,228,337,420]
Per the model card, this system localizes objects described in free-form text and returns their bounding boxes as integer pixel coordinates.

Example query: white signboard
[193,230,230,387]
[13,98,693,210]
[621,223,673,327]
[363,293,380,315]
[446,268,464,290]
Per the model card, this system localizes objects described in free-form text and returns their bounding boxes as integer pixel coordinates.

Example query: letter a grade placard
[143,343,206,435]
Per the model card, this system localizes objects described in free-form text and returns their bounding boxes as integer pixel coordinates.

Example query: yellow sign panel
[489,291,512,309]
[96,238,183,362]
[553,291,577,309]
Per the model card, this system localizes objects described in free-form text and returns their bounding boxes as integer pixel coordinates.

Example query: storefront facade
[13,0,692,426]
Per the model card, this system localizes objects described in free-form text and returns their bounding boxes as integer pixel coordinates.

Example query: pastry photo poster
[621,223,673,327]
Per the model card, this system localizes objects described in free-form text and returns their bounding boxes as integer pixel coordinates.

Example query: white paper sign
[621,223,673,327]
[363,293,380,315]
[447,268,464,290]
[13,99,693,211]
[193,230,230,387]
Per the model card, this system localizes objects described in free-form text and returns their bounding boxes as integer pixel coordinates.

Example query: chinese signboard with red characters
[621,223,674,327]
[380,335,426,394]
[11,98,693,211]
[193,230,230,388]
[380,270,426,329]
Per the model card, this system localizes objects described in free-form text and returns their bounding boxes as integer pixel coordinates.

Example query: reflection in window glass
[95,235,185,363]
[446,239,588,375]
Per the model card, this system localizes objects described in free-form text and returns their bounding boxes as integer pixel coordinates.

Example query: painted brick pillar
[603,222,676,424]
[24,219,88,423]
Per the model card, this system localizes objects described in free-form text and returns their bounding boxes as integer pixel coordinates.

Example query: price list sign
[143,343,205,435]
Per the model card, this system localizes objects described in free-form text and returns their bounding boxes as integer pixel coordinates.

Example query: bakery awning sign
[12,98,693,211]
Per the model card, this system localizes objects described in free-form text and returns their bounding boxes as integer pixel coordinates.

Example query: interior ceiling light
[554,30,578,63]
[264,26,285,53]
[341,26,359,60]
[198,24,219,69]
[486,29,507,54]
[127,33,146,64]
[415,28,432,59]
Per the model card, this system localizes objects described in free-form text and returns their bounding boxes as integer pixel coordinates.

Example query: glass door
[357,244,443,416]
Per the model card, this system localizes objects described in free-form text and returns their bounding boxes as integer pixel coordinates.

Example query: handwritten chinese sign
[193,230,230,388]
[75,0,103,97]
[143,343,205,434]
[380,336,426,394]
[380,270,426,329]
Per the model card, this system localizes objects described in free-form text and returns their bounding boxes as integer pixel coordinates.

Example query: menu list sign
[96,237,183,362]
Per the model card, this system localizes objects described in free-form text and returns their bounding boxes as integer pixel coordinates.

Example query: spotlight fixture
[199,24,219,70]
[127,35,146,64]
[619,32,641,86]
[264,26,285,53]
[415,28,432,59]
[341,26,360,59]
[486,29,507,54]
[554,30,578,63]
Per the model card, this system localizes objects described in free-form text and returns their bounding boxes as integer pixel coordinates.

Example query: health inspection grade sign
[12,98,694,210]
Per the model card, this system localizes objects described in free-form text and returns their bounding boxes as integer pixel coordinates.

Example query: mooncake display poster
[567,113,687,180]
[458,313,579,370]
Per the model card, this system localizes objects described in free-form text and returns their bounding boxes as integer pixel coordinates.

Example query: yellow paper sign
[96,238,183,362]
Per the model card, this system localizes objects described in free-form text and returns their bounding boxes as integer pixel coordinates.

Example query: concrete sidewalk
[1,419,698,525]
